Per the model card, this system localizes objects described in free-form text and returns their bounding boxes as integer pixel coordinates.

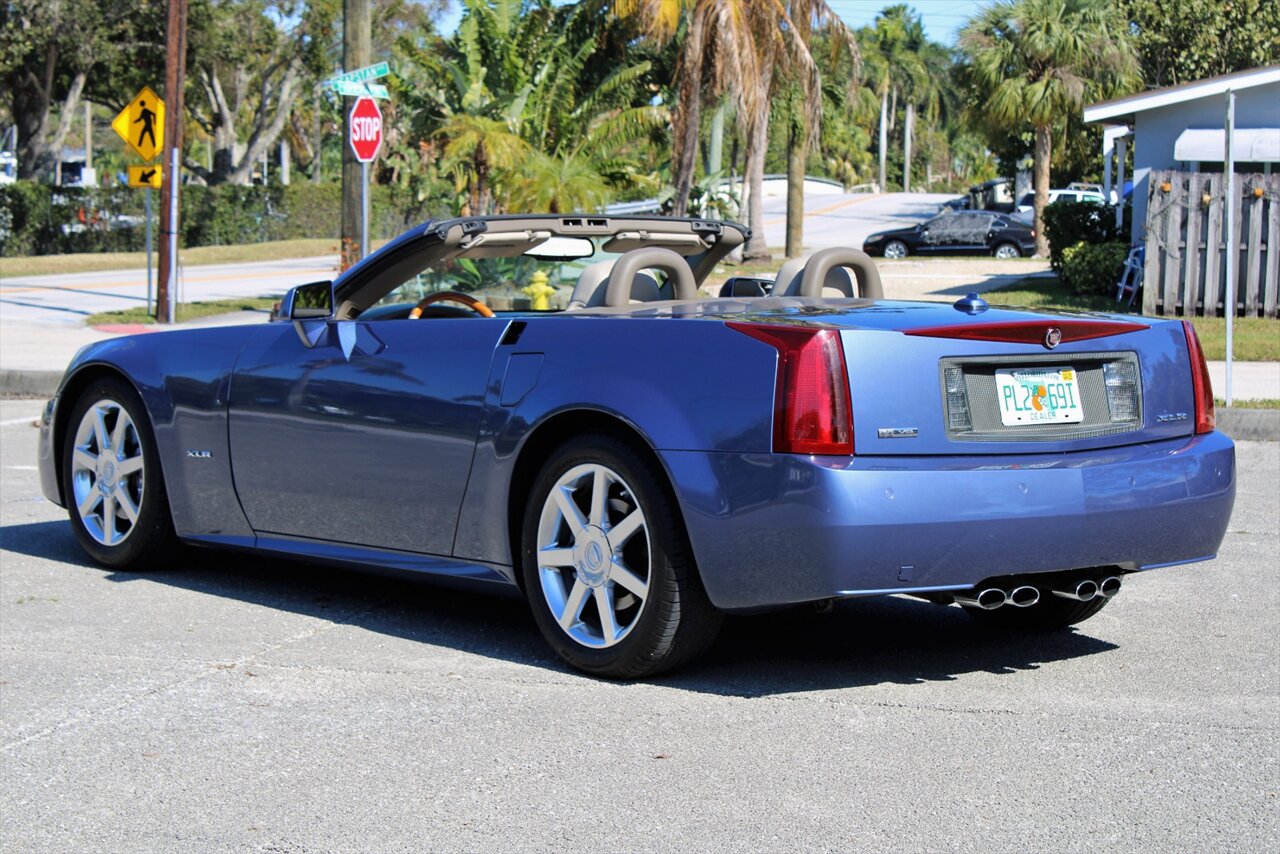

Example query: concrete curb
[0,370,63,398]
[3,367,1274,440]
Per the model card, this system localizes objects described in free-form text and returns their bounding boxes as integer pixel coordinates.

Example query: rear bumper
[662,431,1236,611]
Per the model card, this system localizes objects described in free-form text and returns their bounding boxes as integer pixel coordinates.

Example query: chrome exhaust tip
[1052,579,1099,602]
[1098,576,1122,598]
[954,588,1007,610]
[1008,585,1041,608]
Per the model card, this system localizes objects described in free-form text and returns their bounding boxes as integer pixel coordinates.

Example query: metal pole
[361,160,369,258]
[1224,90,1236,405]
[168,146,179,324]
[1115,137,1127,232]
[145,187,153,316]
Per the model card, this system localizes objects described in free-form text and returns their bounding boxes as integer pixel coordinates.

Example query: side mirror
[274,280,334,321]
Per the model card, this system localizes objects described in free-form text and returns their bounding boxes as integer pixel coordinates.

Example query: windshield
[373,240,621,311]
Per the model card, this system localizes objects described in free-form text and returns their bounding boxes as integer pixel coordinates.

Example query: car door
[227,316,507,555]
[916,216,947,255]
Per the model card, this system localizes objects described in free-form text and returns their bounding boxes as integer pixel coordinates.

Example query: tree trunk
[671,6,707,217]
[786,117,804,258]
[312,84,323,184]
[878,87,888,194]
[742,101,771,263]
[902,101,914,193]
[1033,123,1051,258]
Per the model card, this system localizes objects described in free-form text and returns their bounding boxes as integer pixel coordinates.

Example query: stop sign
[349,96,383,162]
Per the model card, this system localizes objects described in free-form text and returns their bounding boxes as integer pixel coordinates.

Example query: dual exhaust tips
[954,576,1121,611]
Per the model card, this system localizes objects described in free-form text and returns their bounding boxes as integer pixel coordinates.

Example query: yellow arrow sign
[128,164,163,189]
[111,86,165,162]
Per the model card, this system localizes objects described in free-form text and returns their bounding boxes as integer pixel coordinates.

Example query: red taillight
[727,322,854,455]
[1182,321,1215,434]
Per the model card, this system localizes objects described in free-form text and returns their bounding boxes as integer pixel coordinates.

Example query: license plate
[996,367,1084,425]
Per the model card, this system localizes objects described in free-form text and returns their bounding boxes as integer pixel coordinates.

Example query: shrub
[1060,240,1131,296]
[1041,200,1123,272]
[1,180,449,257]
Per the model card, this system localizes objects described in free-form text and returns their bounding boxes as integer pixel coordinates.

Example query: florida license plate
[996,367,1084,425]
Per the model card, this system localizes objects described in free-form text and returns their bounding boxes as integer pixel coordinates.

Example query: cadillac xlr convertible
[38,215,1236,677]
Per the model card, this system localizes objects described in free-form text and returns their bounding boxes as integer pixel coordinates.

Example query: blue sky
[437,1,983,46]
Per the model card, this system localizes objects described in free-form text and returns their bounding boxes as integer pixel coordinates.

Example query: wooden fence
[1142,169,1279,317]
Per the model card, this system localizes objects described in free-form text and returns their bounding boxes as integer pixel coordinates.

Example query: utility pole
[157,0,189,324]
[341,0,371,270]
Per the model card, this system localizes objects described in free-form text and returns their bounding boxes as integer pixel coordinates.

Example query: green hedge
[1041,200,1126,272]
[1060,240,1131,296]
[0,181,442,257]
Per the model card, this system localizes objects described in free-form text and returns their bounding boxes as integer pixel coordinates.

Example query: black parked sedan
[862,211,1035,259]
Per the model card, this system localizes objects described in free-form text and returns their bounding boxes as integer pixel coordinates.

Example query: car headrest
[771,256,810,297]
[566,259,618,310]
[797,247,884,299]
[602,247,697,307]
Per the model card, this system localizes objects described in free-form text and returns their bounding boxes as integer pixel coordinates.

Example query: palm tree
[960,0,1139,256]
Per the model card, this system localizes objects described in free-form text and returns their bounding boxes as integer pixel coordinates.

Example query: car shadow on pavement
[3,520,1118,695]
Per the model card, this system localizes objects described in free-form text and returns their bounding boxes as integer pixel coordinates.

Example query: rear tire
[993,242,1021,259]
[883,240,909,259]
[520,433,721,678]
[61,377,179,570]
[964,594,1109,631]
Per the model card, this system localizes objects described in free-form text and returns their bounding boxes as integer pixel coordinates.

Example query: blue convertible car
[38,215,1235,677]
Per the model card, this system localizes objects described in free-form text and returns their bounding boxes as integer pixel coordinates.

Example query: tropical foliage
[5,0,1279,258]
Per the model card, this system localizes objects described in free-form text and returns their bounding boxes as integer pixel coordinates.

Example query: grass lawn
[988,277,1280,362]
[1,238,397,278]
[85,297,278,327]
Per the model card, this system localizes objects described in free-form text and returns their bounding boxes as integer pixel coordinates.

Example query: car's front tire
[883,240,909,259]
[520,433,721,678]
[61,377,179,569]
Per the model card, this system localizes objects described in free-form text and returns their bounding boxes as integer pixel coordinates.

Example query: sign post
[349,96,383,259]
[112,87,166,317]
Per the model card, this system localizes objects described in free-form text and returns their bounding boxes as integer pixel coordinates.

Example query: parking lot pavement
[1,396,1276,851]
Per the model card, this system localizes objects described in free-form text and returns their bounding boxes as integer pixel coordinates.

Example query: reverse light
[727,322,854,455]
[1182,321,1216,434]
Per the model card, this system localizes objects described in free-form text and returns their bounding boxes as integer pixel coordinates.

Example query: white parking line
[0,417,38,427]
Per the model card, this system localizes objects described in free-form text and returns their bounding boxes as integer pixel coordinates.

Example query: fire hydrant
[522,270,556,310]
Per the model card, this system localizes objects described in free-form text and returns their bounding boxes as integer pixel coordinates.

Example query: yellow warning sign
[111,86,165,162]
[128,164,163,189]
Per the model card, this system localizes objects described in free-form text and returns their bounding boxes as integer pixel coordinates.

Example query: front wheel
[61,377,179,569]
[883,240,909,259]
[520,434,721,678]
[993,242,1021,259]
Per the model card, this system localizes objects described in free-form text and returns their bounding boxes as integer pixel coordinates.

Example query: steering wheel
[408,290,495,319]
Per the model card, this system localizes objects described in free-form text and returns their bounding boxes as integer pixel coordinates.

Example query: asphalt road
[1,397,1276,851]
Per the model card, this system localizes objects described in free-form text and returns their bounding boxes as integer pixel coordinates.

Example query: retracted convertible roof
[333,214,750,315]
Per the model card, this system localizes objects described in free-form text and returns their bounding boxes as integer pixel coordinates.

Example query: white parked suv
[1016,188,1106,213]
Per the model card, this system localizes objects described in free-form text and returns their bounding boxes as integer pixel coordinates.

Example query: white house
[1083,66,1280,244]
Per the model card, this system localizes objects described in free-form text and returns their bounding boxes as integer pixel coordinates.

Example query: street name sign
[331,80,389,99]
[111,86,165,162]
[330,62,390,86]
[128,164,163,189]
[349,97,383,163]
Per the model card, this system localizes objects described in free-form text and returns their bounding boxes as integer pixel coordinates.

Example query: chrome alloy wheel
[883,240,908,259]
[70,399,146,546]
[535,463,651,649]
[994,243,1021,259]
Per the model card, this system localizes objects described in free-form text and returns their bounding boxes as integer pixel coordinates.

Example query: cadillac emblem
[1043,327,1063,349]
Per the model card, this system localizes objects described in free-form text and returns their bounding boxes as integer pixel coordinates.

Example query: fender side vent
[500,321,527,346]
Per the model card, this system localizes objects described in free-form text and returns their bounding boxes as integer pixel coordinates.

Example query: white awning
[1174,128,1280,162]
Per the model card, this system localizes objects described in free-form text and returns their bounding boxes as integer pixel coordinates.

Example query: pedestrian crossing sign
[111,86,165,162]
[128,164,163,189]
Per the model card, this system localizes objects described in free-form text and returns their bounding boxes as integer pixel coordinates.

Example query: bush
[1041,200,1123,272]
[1060,241,1131,296]
[1,180,450,257]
